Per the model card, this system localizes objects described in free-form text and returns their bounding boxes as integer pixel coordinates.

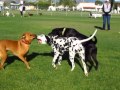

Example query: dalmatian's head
[37,34,59,45]
[37,34,47,44]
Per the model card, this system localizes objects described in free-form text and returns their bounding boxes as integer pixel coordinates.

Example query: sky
[1,0,120,3]
[115,0,120,2]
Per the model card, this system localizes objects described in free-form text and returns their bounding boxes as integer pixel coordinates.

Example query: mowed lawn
[0,11,120,90]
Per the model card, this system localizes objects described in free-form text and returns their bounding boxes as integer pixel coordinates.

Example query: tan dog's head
[21,32,36,44]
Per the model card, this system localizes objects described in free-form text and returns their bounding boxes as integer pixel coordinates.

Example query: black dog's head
[48,28,64,37]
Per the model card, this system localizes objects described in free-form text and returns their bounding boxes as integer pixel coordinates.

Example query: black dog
[48,27,98,71]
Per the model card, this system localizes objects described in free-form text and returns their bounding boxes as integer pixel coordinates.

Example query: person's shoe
[108,25,110,30]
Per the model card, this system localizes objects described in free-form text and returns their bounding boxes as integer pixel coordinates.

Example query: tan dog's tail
[80,29,97,43]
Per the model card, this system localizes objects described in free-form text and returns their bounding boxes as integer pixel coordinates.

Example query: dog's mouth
[37,39,42,44]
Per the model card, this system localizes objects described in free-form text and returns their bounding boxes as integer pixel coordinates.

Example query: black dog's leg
[91,48,98,70]
[85,52,93,72]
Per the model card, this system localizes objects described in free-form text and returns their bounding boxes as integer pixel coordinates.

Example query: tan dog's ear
[21,34,26,39]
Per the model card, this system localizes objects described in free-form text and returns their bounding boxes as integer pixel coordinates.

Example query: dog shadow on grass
[94,26,104,30]
[4,52,40,69]
[39,51,96,72]
[38,51,86,72]
[4,52,93,72]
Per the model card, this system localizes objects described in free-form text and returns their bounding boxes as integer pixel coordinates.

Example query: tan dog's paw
[27,66,31,69]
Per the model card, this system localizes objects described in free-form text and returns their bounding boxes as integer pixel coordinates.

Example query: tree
[59,0,76,7]
[11,1,16,3]
[37,0,51,9]
[110,0,114,7]
[95,0,103,5]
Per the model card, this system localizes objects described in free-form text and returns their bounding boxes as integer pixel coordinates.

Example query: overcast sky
[2,0,120,3]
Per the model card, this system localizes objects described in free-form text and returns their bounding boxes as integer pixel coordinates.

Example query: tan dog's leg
[0,51,7,69]
[18,55,30,69]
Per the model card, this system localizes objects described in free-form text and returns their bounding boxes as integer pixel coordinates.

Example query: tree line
[4,0,116,9]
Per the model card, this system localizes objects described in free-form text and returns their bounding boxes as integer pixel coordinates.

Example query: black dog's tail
[93,36,97,44]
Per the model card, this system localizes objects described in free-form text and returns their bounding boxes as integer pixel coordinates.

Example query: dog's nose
[33,34,37,39]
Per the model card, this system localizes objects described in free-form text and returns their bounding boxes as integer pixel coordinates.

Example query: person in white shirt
[19,0,25,17]
[102,0,112,30]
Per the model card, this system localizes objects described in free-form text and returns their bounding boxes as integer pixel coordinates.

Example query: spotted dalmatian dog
[37,30,97,76]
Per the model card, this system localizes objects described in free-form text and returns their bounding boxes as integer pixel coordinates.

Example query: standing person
[19,0,25,17]
[102,0,112,30]
[19,5,23,16]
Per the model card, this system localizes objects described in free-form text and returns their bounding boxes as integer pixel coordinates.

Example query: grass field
[0,11,120,90]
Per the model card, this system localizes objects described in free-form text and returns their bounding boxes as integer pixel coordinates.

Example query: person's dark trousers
[20,11,23,16]
[103,14,111,30]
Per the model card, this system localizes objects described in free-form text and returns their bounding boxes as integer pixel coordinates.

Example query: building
[76,2,102,11]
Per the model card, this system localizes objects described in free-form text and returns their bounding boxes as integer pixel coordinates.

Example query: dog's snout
[36,35,40,40]
[33,34,37,39]
[30,34,37,39]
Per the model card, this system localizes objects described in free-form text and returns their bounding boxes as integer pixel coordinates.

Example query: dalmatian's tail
[80,29,98,43]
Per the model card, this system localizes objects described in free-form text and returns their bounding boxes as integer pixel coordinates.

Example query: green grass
[0,11,120,90]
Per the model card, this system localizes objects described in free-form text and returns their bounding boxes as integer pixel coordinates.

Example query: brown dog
[0,32,36,69]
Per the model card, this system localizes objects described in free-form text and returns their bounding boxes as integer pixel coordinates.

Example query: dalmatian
[37,29,97,76]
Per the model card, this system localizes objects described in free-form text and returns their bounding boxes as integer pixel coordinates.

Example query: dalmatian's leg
[58,55,62,65]
[52,51,60,68]
[78,52,88,76]
[58,52,64,65]
[69,51,75,71]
